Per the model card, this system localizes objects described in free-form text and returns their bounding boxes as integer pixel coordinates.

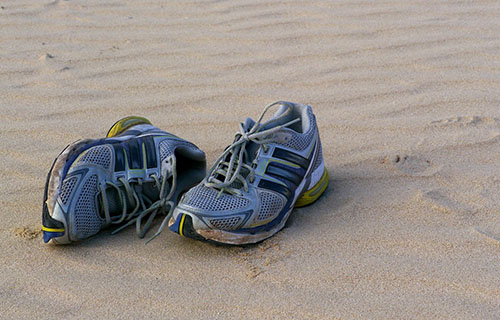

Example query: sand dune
[1,0,500,319]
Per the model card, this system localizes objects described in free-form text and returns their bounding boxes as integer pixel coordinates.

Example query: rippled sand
[1,0,500,318]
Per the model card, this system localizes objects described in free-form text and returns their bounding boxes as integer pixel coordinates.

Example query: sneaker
[42,116,206,244]
[168,101,328,244]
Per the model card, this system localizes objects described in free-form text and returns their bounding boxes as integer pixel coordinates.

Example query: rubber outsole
[294,168,329,207]
[106,116,152,138]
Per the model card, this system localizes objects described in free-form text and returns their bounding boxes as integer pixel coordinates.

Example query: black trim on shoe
[180,215,206,242]
[272,148,310,169]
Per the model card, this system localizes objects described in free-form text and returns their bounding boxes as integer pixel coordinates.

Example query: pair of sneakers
[42,101,329,245]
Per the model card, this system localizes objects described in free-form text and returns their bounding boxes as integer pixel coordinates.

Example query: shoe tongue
[242,117,255,131]
[98,182,162,219]
[241,104,296,161]
[263,103,297,129]
[241,117,259,162]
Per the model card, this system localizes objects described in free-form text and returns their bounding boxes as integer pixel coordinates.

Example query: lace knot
[241,131,250,141]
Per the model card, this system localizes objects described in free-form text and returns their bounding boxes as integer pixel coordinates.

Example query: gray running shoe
[42,116,206,244]
[169,101,328,244]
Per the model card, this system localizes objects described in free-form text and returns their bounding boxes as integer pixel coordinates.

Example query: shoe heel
[295,168,329,207]
[107,116,152,138]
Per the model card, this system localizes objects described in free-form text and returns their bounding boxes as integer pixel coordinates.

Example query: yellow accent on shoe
[42,226,65,233]
[179,214,187,237]
[295,169,329,208]
[106,116,152,138]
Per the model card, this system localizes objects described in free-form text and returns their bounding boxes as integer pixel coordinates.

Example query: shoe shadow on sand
[40,152,436,250]
[285,167,348,233]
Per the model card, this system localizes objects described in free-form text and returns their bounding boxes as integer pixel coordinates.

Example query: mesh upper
[159,139,173,162]
[209,216,242,230]
[58,176,78,206]
[257,191,285,221]
[73,175,103,239]
[52,124,206,242]
[183,184,250,211]
[75,145,112,169]
[159,139,197,162]
[277,107,316,151]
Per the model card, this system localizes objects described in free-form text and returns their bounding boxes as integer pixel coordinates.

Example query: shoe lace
[204,101,300,196]
[99,156,177,243]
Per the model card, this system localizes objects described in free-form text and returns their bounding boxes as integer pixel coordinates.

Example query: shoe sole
[170,167,329,245]
[106,116,152,138]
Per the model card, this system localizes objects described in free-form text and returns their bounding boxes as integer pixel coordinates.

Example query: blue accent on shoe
[141,136,157,169]
[258,179,293,198]
[169,213,183,234]
[265,164,303,186]
[43,231,65,243]
[269,160,306,177]
[272,148,310,169]
[124,139,142,169]
[61,138,119,181]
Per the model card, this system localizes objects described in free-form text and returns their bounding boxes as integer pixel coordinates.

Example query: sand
[1,0,500,318]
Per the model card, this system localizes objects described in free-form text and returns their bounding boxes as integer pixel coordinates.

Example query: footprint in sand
[39,53,55,60]
[430,116,500,127]
[44,0,68,8]
[474,228,500,246]
[478,177,500,209]
[417,189,473,215]
[382,154,441,177]
[233,237,291,279]
[39,53,71,73]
